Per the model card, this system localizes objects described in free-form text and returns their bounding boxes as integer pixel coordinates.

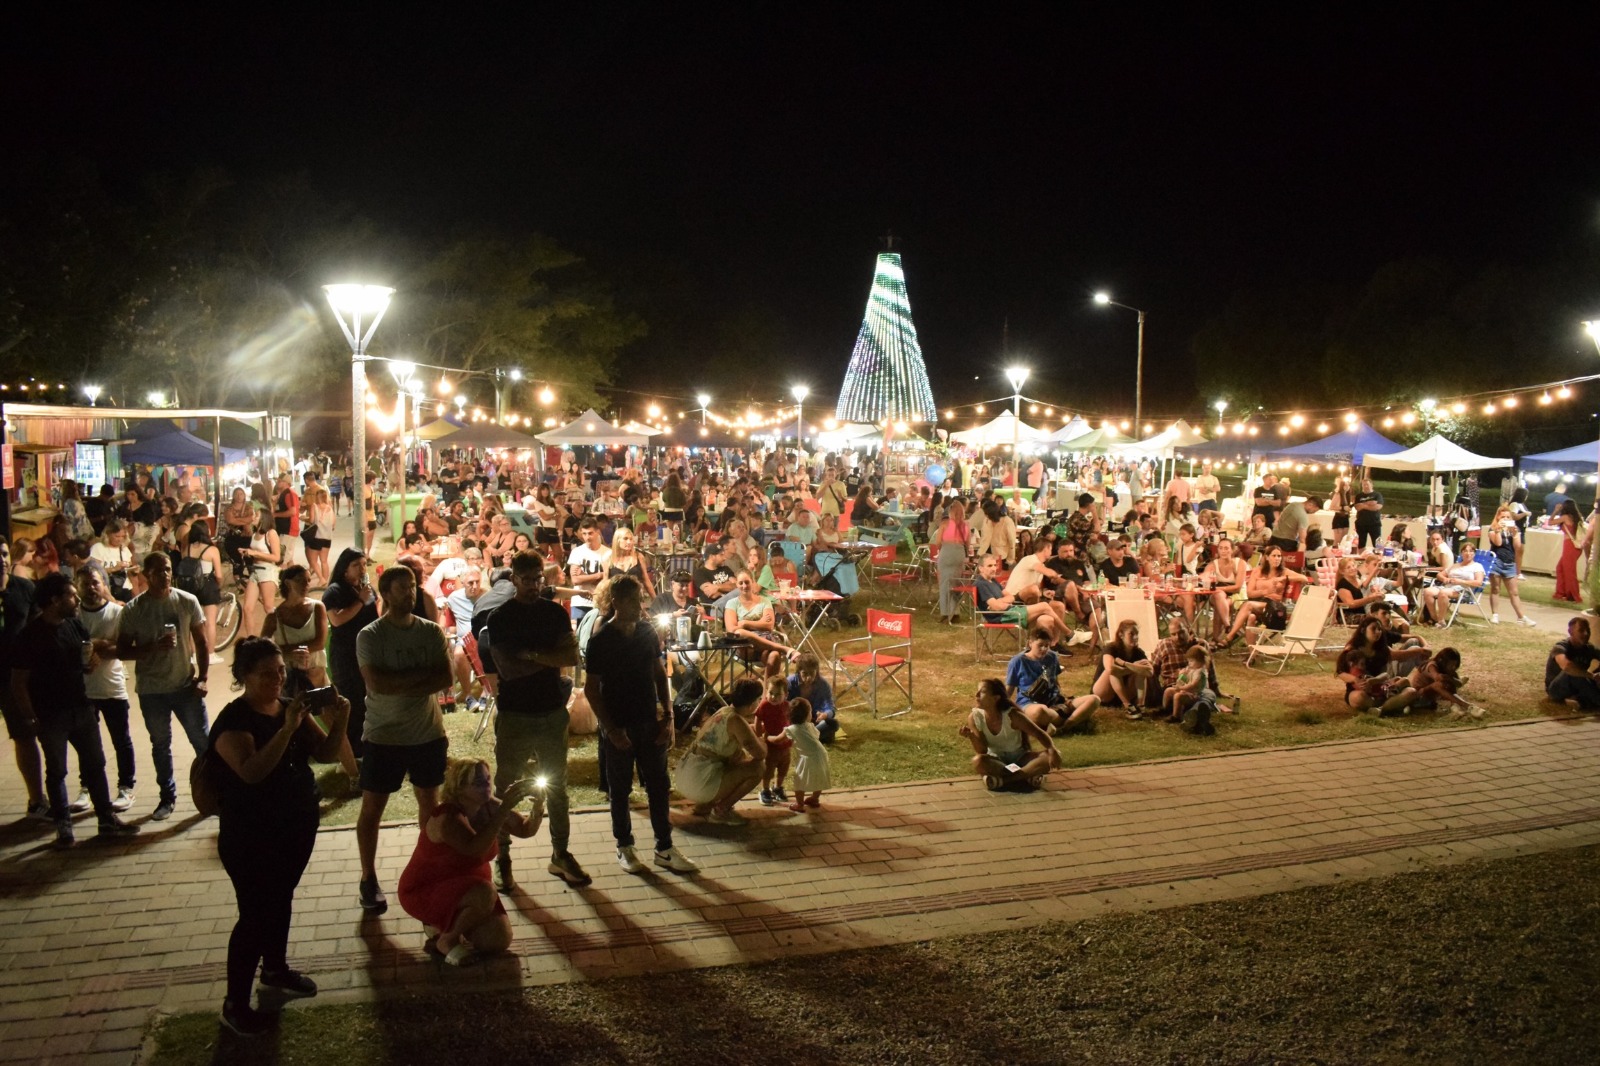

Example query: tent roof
[1363,434,1511,473]
[1521,439,1600,473]
[415,416,465,442]
[1057,426,1136,453]
[949,410,1047,447]
[533,409,651,447]
[1253,421,1403,466]
[1047,417,1091,443]
[120,429,246,467]
[432,421,541,449]
[618,421,663,437]
[1134,419,1208,457]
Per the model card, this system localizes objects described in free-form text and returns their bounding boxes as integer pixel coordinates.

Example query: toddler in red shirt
[755,676,793,806]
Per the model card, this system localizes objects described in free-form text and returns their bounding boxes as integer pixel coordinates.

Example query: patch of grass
[147,845,1600,1065]
[313,574,1561,828]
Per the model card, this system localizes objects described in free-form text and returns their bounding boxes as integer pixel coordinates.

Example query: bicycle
[210,555,255,652]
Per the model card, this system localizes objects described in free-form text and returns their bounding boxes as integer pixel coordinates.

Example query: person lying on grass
[958,677,1060,791]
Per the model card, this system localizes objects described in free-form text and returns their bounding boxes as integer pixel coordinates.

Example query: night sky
[6,9,1597,417]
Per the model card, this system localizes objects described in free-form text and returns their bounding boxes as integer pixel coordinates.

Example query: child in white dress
[783,699,831,812]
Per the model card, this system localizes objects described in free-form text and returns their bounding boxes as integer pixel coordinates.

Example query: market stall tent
[533,409,652,448]
[1048,417,1090,443]
[121,430,247,467]
[1253,421,1403,467]
[415,416,466,442]
[1056,425,1135,454]
[1362,434,1511,473]
[1520,439,1600,473]
[433,421,541,449]
[949,410,1047,448]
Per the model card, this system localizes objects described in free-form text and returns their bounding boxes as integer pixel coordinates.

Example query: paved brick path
[2,711,1598,1064]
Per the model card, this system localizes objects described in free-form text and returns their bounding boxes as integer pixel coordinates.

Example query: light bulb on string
[1540,393,1553,405]
[1382,417,1395,428]
[1401,412,1415,425]
[1503,396,1518,408]
[1342,411,1357,424]
[1558,386,1572,399]
[1483,402,1496,415]
[1451,402,1467,414]
[1289,413,1305,428]
[1316,423,1329,434]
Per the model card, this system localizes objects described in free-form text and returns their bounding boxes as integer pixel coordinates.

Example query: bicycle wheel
[215,593,243,651]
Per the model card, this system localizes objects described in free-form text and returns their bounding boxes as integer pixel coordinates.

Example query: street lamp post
[1006,366,1029,498]
[83,385,102,407]
[1585,322,1600,503]
[390,360,418,537]
[324,284,395,541]
[495,367,523,422]
[696,393,711,426]
[791,384,809,463]
[1094,292,1148,433]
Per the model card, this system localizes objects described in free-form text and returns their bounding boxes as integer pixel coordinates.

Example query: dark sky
[6,8,1598,419]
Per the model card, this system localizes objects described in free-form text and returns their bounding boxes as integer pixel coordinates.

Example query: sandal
[444,941,480,967]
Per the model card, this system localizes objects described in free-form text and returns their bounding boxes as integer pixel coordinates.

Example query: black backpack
[174,553,206,596]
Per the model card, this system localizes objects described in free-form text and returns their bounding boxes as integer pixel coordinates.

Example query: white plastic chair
[1244,585,1335,675]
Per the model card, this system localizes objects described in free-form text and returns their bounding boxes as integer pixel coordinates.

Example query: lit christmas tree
[835,250,937,424]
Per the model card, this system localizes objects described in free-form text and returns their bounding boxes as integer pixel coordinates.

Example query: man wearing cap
[693,540,737,609]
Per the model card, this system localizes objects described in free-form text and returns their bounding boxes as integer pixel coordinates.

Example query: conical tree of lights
[835,252,937,424]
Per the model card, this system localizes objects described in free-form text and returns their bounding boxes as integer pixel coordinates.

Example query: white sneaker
[616,846,647,874]
[1490,613,1500,624]
[69,791,91,813]
[111,788,135,813]
[654,847,700,873]
[1467,706,1487,719]
[1068,629,1093,646]
[1518,616,1538,627]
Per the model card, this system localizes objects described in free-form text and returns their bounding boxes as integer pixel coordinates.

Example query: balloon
[914,478,932,492]
[923,463,947,487]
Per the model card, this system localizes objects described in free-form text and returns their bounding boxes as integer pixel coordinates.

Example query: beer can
[81,640,94,667]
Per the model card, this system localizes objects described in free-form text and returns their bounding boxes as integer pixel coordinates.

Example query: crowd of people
[10,444,1600,1037]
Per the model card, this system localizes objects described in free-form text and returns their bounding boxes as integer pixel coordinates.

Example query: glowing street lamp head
[508,367,524,382]
[453,394,467,409]
[82,385,102,403]
[322,283,394,317]
[696,393,711,409]
[1005,367,1029,392]
[1093,292,1111,305]
[1586,320,1600,340]
[389,360,416,385]
[146,391,165,407]
[1214,399,1229,415]
[791,384,809,402]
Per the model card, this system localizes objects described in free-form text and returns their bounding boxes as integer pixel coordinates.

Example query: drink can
[163,622,177,640]
[81,640,94,667]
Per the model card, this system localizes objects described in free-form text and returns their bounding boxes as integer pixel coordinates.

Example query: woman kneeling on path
[676,677,767,825]
[958,678,1060,791]
[398,758,543,966]
[209,637,350,1037]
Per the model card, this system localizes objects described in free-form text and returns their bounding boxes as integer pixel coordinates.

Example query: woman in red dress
[1553,501,1584,603]
[398,759,543,966]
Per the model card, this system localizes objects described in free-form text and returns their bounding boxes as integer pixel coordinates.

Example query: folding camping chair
[964,585,1026,663]
[866,543,921,608]
[832,609,914,718]
[1244,585,1335,675]
[1443,549,1491,628]
[1101,587,1162,653]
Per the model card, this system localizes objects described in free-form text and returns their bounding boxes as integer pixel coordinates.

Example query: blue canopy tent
[1251,421,1404,467]
[1521,439,1600,473]
[120,430,246,467]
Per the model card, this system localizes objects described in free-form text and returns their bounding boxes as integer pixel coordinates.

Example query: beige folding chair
[1102,587,1161,651]
[1244,585,1335,675]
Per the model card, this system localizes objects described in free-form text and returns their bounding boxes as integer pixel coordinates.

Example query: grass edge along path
[147,844,1600,1066]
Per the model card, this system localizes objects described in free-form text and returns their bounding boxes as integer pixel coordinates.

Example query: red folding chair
[867,543,920,607]
[832,609,913,718]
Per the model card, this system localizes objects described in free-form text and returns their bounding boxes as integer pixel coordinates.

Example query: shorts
[303,533,331,551]
[0,688,37,741]
[360,736,449,794]
[991,605,1030,626]
[195,576,222,607]
[367,521,378,532]
[1488,556,1518,580]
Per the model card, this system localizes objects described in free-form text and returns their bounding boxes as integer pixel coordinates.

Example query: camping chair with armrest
[867,543,921,608]
[1244,584,1335,675]
[1101,587,1162,658]
[832,609,913,719]
[1444,549,1491,628]
[967,585,1026,663]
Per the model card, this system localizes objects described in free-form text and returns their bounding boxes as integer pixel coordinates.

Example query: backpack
[174,553,206,596]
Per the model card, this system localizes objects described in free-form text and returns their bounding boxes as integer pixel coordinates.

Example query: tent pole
[212,418,223,521]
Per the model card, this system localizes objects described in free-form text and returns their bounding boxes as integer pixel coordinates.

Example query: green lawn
[315,571,1569,828]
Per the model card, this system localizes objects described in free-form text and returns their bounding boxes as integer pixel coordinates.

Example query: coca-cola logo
[875,616,906,634]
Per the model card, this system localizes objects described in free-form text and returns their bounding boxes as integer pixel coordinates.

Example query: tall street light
[1006,366,1029,492]
[1585,321,1600,494]
[390,360,418,536]
[696,393,711,426]
[324,283,394,538]
[1094,292,1147,432]
[83,385,102,407]
[791,384,809,460]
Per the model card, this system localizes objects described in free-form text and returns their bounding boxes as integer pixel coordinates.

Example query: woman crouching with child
[958,678,1061,791]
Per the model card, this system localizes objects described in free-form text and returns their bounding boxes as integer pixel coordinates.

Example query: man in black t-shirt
[1354,478,1385,550]
[585,575,698,874]
[1546,617,1600,708]
[487,551,588,891]
[1252,474,1285,527]
[11,573,138,847]
[1047,539,1096,625]
[320,549,379,757]
[1099,538,1143,586]
[693,541,736,608]
[0,541,44,820]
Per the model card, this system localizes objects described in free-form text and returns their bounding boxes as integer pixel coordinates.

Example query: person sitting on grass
[787,653,839,744]
[957,678,1060,791]
[1092,619,1155,717]
[1407,647,1478,719]
[1336,616,1423,716]
[1545,616,1600,710]
[397,758,543,967]
[1005,629,1100,735]
[1162,644,1211,723]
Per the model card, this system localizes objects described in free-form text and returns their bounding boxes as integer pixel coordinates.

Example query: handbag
[189,747,224,818]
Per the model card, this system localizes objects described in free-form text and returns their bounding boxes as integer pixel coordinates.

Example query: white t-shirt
[567,544,611,609]
[355,615,449,746]
[1004,553,1053,596]
[91,541,133,574]
[80,601,128,701]
[119,589,206,694]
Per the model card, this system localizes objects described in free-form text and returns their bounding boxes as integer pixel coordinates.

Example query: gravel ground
[151,846,1600,1065]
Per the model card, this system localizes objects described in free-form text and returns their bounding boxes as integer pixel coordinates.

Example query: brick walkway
[2,711,1598,1064]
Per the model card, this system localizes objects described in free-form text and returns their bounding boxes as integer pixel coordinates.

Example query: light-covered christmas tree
[835,250,937,425]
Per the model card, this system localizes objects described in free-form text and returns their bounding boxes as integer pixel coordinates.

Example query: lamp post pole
[389,361,418,537]
[323,284,394,543]
[1094,292,1148,434]
[1586,322,1600,507]
[1006,367,1029,499]
[697,393,711,427]
[791,384,809,465]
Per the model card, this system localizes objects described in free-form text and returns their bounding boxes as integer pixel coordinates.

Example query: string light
[1503,396,1518,408]
[1540,393,1553,405]
[1316,423,1329,434]
[1289,413,1305,428]
[1558,386,1572,398]
[1400,412,1416,425]
[1342,412,1358,424]
[1483,402,1496,415]
[1451,402,1467,414]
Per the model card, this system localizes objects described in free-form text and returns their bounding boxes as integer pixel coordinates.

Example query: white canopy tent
[949,410,1048,449]
[1048,417,1090,443]
[1363,434,1511,518]
[1135,419,1209,458]
[533,409,653,448]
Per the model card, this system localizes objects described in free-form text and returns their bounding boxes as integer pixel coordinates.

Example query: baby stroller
[808,549,861,628]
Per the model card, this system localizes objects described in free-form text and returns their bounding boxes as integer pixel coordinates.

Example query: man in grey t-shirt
[115,553,209,821]
[352,565,452,915]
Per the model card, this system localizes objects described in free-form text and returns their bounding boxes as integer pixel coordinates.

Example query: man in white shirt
[1001,538,1074,642]
[785,509,817,547]
[566,517,611,622]
[115,552,210,821]
[76,569,136,812]
[1193,462,1221,512]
